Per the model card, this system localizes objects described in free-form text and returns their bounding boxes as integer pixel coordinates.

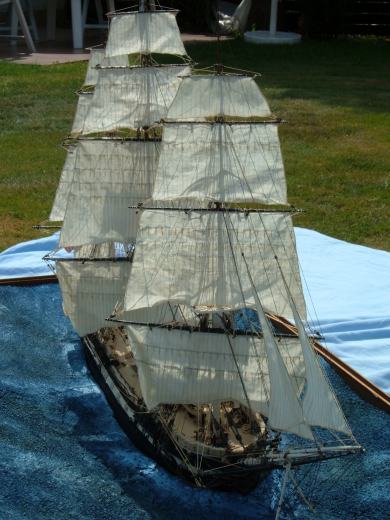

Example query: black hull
[82,334,268,493]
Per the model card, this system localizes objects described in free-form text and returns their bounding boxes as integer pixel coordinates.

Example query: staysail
[280,268,351,434]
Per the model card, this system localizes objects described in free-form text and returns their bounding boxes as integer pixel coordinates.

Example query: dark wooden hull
[82,334,269,493]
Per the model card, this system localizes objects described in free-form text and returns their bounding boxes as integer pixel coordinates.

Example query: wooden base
[0,274,57,286]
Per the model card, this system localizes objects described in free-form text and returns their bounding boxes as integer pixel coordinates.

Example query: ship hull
[82,334,269,493]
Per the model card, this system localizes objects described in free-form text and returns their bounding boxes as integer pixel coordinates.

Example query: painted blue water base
[0,284,389,520]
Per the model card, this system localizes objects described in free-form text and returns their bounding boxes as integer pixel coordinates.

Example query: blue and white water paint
[0,283,389,519]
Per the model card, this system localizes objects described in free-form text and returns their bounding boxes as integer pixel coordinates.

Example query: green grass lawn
[0,37,389,252]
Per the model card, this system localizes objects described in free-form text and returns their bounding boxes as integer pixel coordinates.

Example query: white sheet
[0,233,60,278]
[296,228,390,394]
[1,228,389,394]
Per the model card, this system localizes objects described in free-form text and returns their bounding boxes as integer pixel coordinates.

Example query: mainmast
[119,68,354,442]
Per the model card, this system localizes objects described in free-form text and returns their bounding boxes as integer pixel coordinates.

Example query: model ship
[46,1,362,511]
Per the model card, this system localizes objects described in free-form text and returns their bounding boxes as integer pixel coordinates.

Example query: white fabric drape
[82,66,190,133]
[49,147,77,222]
[123,210,306,320]
[166,75,271,121]
[59,139,159,248]
[126,325,304,417]
[105,12,187,57]
[152,123,287,205]
[57,260,131,336]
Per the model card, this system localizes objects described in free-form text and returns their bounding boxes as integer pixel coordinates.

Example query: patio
[0,0,226,64]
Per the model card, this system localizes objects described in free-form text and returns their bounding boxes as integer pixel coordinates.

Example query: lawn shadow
[187,38,390,114]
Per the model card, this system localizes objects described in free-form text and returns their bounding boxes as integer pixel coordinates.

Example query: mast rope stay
[221,210,271,411]
[275,253,354,438]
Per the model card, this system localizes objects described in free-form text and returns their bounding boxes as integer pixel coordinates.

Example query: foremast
[47,3,191,336]
[115,64,362,463]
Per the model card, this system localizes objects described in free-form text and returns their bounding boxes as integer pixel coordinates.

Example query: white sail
[84,48,129,87]
[105,12,187,57]
[56,260,130,337]
[59,139,159,248]
[166,75,271,121]
[283,280,351,433]
[123,210,306,320]
[254,294,313,439]
[126,325,305,414]
[300,317,351,433]
[49,146,77,221]
[71,94,93,135]
[72,51,130,135]
[152,123,287,205]
[82,65,190,133]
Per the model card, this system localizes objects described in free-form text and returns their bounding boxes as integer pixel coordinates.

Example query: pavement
[0,28,224,65]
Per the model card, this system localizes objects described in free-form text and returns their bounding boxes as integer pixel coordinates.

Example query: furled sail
[56,259,130,337]
[122,210,306,320]
[126,325,305,418]
[49,146,77,221]
[82,65,190,133]
[166,75,271,121]
[59,139,160,248]
[105,11,187,57]
[152,123,287,205]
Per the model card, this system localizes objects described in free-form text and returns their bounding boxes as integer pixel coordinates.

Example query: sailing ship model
[45,1,362,507]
